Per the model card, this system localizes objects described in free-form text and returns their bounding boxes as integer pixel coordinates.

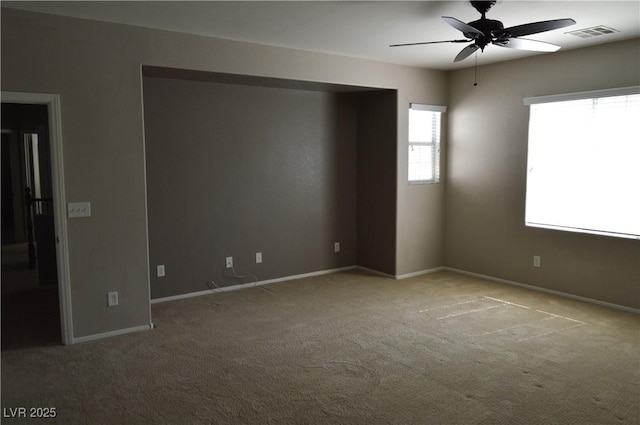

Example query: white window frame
[523,86,640,240]
[408,103,446,185]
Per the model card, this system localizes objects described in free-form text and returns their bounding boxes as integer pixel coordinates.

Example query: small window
[409,104,445,184]
[524,87,640,239]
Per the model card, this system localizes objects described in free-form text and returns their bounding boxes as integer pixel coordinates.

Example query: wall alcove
[142,66,397,299]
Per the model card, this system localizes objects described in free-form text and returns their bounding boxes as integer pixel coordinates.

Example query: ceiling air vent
[567,25,619,39]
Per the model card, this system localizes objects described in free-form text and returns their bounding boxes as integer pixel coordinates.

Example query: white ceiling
[3,1,639,70]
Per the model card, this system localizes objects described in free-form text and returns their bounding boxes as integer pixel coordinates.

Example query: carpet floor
[2,270,639,424]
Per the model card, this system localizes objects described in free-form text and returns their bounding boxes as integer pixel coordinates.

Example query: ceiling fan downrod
[470,1,497,19]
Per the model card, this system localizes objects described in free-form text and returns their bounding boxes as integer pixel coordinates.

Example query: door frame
[2,91,73,345]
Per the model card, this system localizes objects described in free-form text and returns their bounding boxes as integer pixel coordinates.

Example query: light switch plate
[68,202,91,218]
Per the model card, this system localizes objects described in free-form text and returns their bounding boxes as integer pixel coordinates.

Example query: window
[524,86,640,239]
[408,104,445,184]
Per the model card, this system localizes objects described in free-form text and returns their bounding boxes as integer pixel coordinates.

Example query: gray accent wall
[356,91,397,275]
[145,75,398,299]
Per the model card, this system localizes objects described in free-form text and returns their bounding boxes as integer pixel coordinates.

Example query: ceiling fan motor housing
[467,18,504,49]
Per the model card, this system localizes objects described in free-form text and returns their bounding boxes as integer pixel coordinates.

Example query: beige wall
[446,39,640,309]
[1,8,447,339]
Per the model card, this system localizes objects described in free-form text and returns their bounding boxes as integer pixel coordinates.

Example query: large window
[524,87,640,239]
[408,104,445,184]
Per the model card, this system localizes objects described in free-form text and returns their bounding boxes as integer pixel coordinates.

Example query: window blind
[524,87,640,239]
[409,104,446,184]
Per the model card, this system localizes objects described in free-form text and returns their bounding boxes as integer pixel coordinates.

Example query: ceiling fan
[391,1,576,62]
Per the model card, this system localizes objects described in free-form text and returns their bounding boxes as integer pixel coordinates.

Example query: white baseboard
[445,267,640,315]
[72,324,153,344]
[357,266,395,279]
[395,266,446,280]
[151,266,358,304]
[151,288,219,304]
[356,265,446,280]
[150,264,638,314]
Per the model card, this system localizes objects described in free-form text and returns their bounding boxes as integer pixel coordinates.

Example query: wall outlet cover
[107,291,119,307]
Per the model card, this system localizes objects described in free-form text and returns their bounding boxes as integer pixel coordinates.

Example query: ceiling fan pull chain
[474,52,478,86]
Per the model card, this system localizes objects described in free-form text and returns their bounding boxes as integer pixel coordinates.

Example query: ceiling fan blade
[498,18,576,38]
[442,16,484,38]
[454,44,479,62]
[390,39,469,47]
[492,37,561,52]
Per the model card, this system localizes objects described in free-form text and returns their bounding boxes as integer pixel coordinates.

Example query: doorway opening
[1,92,72,347]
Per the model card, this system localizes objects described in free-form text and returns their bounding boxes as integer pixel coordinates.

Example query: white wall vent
[566,26,619,39]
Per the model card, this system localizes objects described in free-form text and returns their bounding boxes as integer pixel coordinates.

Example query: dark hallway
[1,102,61,350]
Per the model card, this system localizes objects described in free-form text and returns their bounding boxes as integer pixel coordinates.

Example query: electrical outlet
[107,291,119,307]
[256,252,262,264]
[157,265,165,277]
[533,255,541,268]
[226,256,233,268]
[334,242,340,253]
